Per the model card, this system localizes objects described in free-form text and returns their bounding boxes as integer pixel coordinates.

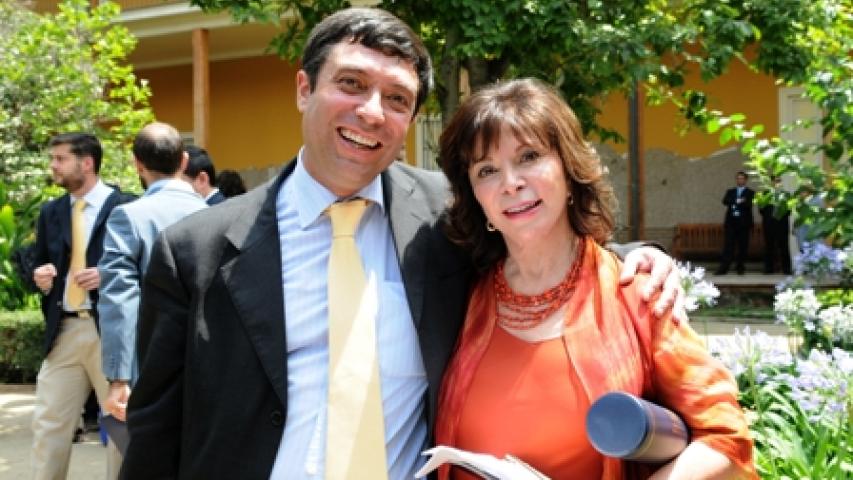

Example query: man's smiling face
[296,40,418,197]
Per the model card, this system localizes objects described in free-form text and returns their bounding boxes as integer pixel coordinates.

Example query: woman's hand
[648,441,739,479]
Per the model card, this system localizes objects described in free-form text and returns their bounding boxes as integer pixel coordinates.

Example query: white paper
[415,446,546,479]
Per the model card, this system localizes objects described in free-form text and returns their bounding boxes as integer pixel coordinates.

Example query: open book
[415,446,549,479]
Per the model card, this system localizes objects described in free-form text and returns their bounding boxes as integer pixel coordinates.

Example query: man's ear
[295,70,311,113]
[80,155,96,175]
[198,170,210,187]
[178,151,189,174]
[133,156,144,175]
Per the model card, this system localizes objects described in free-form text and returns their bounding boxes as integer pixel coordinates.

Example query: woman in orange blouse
[433,78,756,479]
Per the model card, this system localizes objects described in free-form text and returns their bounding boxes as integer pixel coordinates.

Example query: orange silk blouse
[435,238,757,480]
[453,327,603,479]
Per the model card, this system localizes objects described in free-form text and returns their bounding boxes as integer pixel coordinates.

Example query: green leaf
[720,126,733,145]
[706,117,721,134]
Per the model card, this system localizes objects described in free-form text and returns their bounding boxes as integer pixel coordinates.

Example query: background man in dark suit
[183,145,225,205]
[30,132,132,479]
[123,8,684,479]
[716,171,755,275]
[759,177,792,274]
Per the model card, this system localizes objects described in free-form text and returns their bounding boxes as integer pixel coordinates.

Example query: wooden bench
[671,223,764,261]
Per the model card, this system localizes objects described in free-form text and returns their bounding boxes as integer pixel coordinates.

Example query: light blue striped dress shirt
[269,152,428,479]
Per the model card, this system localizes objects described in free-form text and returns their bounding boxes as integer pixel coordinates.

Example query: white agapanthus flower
[677,262,720,312]
[819,304,853,343]
[773,288,821,329]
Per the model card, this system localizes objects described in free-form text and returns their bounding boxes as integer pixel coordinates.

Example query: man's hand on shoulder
[620,246,687,324]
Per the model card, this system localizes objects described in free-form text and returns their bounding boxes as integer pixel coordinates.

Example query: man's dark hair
[132,123,184,174]
[184,145,216,184]
[217,169,247,198]
[48,132,103,173]
[737,171,748,178]
[301,7,433,116]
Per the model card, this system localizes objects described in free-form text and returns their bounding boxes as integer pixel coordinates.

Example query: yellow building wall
[138,55,300,171]
[137,63,194,132]
[138,54,419,171]
[597,57,779,156]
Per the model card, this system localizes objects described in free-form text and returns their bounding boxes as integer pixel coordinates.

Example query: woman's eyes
[520,149,540,163]
[475,165,497,178]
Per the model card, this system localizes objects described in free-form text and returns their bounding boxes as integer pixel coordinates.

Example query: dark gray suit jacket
[123,161,473,479]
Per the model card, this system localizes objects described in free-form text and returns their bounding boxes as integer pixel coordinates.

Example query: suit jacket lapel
[220,163,292,406]
[58,194,72,251]
[89,189,119,250]
[383,164,433,328]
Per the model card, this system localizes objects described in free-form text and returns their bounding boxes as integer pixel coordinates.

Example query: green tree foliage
[0,0,153,203]
[191,1,805,137]
[193,0,849,243]
[0,0,153,310]
[695,2,851,246]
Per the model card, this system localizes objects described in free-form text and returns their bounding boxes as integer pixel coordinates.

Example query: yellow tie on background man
[325,199,388,480]
[67,198,87,309]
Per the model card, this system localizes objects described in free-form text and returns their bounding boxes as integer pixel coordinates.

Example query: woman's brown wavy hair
[439,78,616,272]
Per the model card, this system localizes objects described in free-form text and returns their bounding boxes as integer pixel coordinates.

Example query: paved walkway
[0,384,108,479]
[0,320,788,478]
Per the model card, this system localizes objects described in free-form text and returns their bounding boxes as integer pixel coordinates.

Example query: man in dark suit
[759,178,792,274]
[183,145,226,205]
[30,132,133,480]
[716,171,755,275]
[124,8,684,479]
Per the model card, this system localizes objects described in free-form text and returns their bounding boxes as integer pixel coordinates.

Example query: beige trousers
[31,315,122,480]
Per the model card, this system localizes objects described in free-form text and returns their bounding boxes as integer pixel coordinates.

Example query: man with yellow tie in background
[30,133,132,480]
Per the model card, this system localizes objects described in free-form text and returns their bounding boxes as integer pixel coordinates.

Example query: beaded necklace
[495,237,585,330]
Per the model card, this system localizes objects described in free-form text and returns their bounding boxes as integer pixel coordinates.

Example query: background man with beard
[30,132,133,480]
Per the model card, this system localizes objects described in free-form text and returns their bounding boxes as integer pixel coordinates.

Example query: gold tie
[325,199,388,480]
[67,198,87,309]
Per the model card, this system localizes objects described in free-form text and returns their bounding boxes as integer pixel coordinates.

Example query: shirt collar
[73,179,112,211]
[292,147,385,229]
[144,177,196,197]
[204,187,220,201]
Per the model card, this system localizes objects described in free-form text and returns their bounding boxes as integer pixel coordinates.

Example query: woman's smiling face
[468,125,572,248]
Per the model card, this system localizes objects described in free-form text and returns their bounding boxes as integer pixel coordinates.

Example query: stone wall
[598,144,759,249]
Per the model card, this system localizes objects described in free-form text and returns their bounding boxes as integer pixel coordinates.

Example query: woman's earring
[567,194,574,206]
[486,221,497,232]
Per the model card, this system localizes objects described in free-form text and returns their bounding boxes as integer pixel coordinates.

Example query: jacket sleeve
[123,231,187,478]
[27,204,53,292]
[32,204,53,277]
[97,206,142,382]
[651,314,758,478]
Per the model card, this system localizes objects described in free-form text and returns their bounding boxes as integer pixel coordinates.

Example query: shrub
[0,310,44,383]
[774,241,852,352]
[708,329,853,479]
